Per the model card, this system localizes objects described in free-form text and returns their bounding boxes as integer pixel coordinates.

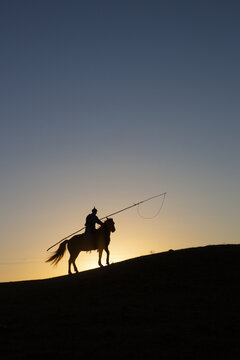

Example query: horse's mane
[96,218,113,233]
[96,219,108,232]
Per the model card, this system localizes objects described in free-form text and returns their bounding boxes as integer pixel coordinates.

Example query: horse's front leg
[98,249,103,267]
[105,246,110,265]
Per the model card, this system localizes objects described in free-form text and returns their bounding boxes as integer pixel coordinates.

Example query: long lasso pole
[46,192,167,252]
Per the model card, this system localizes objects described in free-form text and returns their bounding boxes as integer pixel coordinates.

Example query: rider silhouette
[85,207,103,243]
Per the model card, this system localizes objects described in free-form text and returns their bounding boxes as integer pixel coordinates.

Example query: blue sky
[0,0,239,281]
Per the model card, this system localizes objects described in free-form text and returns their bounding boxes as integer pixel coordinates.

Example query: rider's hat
[92,207,97,213]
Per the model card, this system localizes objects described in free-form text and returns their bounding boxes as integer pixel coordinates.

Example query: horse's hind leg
[68,257,73,275]
[68,253,79,274]
[73,258,79,273]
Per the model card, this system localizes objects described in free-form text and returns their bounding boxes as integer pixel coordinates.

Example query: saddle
[85,231,97,249]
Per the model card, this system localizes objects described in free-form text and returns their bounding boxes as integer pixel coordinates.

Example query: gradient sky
[0,0,239,282]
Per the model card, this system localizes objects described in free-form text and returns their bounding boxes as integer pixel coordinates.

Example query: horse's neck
[99,224,110,236]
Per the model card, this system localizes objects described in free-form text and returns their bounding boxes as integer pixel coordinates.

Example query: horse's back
[68,233,97,252]
[67,233,84,250]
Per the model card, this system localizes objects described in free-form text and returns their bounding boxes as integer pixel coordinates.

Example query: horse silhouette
[46,218,116,274]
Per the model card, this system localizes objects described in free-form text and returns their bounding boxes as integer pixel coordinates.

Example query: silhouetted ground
[0,244,240,359]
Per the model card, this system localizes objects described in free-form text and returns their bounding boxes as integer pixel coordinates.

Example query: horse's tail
[46,240,68,266]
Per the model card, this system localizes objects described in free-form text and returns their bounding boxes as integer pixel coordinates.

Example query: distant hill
[1,244,240,359]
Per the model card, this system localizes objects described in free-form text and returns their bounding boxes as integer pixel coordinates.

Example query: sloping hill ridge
[1,244,240,359]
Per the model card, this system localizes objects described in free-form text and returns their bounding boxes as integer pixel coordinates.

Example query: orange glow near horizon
[0,209,232,283]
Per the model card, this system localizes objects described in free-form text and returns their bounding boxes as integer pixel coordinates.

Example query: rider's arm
[95,216,103,225]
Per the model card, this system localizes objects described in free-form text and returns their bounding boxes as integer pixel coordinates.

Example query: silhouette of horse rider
[85,207,103,246]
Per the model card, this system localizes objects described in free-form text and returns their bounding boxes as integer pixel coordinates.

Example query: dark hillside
[1,244,240,359]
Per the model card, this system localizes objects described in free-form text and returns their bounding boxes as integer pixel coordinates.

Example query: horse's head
[104,218,116,233]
